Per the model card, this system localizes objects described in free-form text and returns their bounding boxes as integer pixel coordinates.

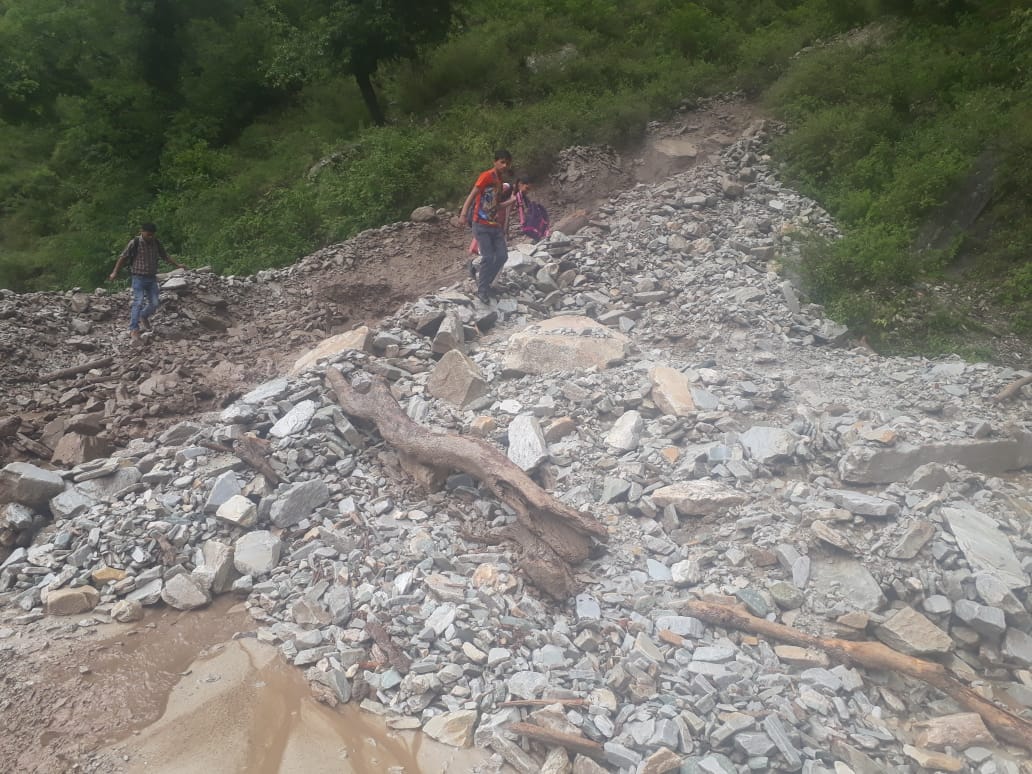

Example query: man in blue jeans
[456,150,516,304]
[108,223,186,340]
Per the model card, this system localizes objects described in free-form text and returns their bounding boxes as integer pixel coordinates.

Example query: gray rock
[504,316,631,375]
[204,471,242,513]
[431,311,465,355]
[426,349,489,407]
[875,606,953,656]
[161,573,212,610]
[606,410,643,451]
[945,507,1028,589]
[507,414,549,471]
[740,426,800,463]
[269,479,330,528]
[233,531,282,576]
[651,480,746,516]
[216,494,257,528]
[810,557,886,612]
[839,433,1032,484]
[953,599,1006,638]
[0,462,65,509]
[826,489,900,518]
[269,399,317,439]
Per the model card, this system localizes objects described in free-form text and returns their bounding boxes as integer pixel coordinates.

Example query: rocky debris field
[0,217,470,469]
[3,105,1032,774]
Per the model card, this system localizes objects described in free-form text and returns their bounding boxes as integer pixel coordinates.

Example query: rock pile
[3,121,1032,774]
[0,219,461,468]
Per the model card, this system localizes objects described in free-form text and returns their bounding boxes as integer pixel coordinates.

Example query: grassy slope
[0,1,1028,359]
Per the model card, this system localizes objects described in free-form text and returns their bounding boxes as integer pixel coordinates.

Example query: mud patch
[0,598,249,773]
[94,637,499,774]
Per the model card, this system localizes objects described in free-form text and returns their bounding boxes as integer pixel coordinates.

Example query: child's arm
[456,186,478,226]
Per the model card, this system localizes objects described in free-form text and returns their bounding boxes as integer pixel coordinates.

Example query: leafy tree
[267,0,456,125]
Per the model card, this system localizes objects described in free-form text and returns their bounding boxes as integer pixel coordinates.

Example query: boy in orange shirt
[456,149,516,303]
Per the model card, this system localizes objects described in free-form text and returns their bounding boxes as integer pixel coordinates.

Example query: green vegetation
[0,0,1029,358]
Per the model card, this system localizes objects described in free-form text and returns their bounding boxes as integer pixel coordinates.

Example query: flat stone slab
[503,316,631,375]
[944,507,1028,589]
[809,557,886,612]
[289,326,370,376]
[839,432,1032,484]
[651,480,746,516]
[875,606,953,656]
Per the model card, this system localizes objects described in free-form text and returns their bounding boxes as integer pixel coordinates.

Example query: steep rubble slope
[3,108,1032,773]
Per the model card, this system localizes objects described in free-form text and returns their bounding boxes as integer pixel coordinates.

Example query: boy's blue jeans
[130,274,160,331]
[472,223,507,296]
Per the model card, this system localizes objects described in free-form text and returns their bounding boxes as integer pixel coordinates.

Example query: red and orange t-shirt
[472,169,503,227]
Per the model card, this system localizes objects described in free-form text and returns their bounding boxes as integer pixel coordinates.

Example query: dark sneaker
[138,317,151,331]
[477,291,491,304]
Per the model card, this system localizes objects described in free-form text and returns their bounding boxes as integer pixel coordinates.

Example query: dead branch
[39,356,113,383]
[365,619,411,674]
[506,722,605,758]
[14,433,52,460]
[200,435,282,486]
[682,598,1032,752]
[994,375,1032,403]
[498,698,589,709]
[325,368,608,600]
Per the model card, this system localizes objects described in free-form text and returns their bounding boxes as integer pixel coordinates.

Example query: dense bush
[0,0,1028,360]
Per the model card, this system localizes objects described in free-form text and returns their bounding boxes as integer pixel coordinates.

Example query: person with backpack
[466,181,512,276]
[513,178,551,242]
[456,149,517,304]
[108,222,186,340]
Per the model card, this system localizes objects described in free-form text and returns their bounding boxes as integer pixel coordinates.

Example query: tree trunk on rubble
[324,368,608,600]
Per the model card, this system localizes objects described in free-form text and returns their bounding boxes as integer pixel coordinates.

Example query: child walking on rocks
[456,150,517,304]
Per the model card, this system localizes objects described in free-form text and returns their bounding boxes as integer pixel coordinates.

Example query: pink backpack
[516,192,550,242]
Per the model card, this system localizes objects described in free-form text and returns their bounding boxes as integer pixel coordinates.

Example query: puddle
[81,596,251,738]
[89,602,500,773]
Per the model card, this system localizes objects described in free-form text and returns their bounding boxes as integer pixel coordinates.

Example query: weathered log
[498,698,589,709]
[200,435,282,486]
[506,722,605,758]
[365,618,412,674]
[0,416,21,438]
[683,598,1032,752]
[14,433,53,460]
[994,375,1032,403]
[325,369,608,600]
[39,356,113,382]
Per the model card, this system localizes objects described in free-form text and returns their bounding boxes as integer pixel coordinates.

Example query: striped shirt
[120,236,170,276]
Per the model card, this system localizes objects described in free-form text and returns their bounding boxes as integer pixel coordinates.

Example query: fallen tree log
[683,598,1032,752]
[325,368,608,600]
[506,722,605,758]
[39,356,113,382]
[994,375,1032,403]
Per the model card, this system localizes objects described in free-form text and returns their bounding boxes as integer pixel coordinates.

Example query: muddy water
[93,602,499,773]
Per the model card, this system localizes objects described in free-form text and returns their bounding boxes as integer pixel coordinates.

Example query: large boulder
[427,350,489,408]
[504,316,631,376]
[289,327,371,376]
[0,462,65,509]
